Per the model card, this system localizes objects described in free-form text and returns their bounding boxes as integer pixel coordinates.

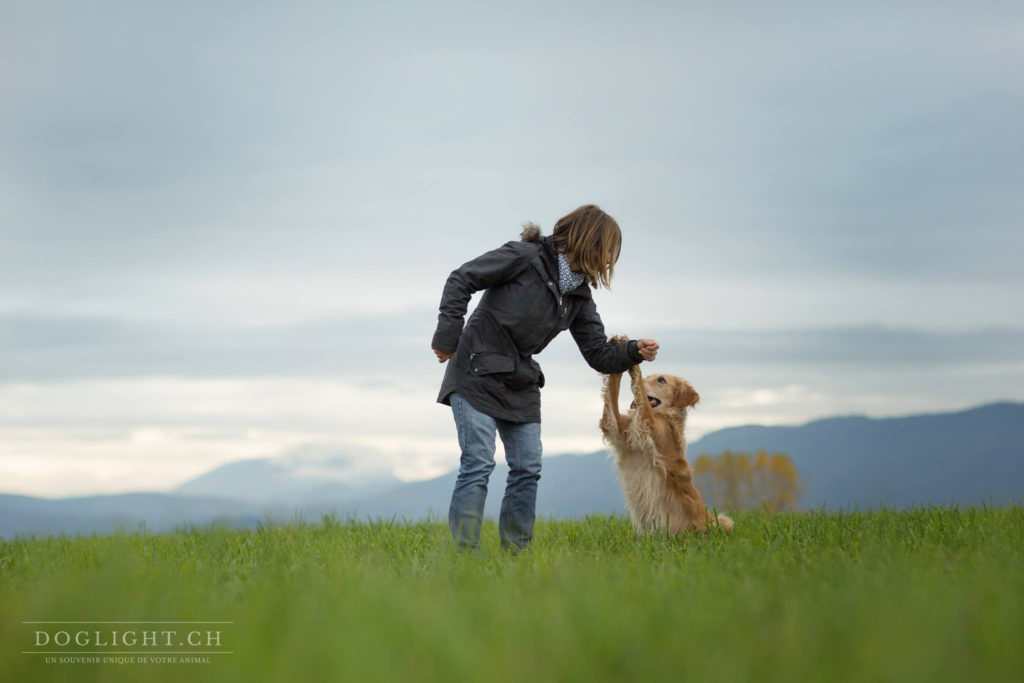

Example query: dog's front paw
[628,363,644,383]
[608,334,630,346]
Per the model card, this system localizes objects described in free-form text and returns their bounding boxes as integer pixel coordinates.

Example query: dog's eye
[657,376,666,383]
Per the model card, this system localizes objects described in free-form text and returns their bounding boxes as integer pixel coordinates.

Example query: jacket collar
[520,223,592,299]
[540,236,592,298]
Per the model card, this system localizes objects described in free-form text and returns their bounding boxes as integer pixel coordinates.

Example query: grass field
[2,506,1022,682]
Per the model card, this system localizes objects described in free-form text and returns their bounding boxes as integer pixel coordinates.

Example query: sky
[1,1,1022,497]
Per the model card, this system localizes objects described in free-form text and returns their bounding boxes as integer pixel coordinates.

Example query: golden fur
[600,335,733,536]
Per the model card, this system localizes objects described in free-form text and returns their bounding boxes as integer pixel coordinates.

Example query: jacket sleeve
[431,241,528,354]
[569,295,644,373]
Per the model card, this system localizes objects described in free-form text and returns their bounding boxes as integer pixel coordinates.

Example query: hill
[2,401,1020,538]
[689,401,1024,508]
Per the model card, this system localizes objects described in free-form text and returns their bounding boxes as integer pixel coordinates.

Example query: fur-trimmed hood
[520,222,543,242]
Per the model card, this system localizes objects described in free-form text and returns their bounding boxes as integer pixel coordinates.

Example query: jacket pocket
[470,352,515,376]
[470,352,544,391]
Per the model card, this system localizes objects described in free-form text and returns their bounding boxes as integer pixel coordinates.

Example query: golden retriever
[600,335,733,536]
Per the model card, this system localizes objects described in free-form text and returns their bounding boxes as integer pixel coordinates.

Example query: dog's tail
[710,511,734,535]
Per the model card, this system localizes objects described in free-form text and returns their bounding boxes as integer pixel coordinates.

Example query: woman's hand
[637,338,659,361]
[433,347,453,363]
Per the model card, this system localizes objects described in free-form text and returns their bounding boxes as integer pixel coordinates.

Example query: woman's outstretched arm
[569,297,644,374]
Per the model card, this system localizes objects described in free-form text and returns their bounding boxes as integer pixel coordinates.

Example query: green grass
[2,507,1022,682]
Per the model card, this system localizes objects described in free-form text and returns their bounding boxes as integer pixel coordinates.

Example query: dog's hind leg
[705,510,734,535]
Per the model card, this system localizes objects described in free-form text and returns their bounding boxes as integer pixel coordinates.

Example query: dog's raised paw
[608,334,630,345]
[628,364,644,382]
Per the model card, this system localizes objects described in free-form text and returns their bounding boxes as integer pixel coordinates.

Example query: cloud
[2,2,1022,496]
[2,312,1022,497]
[717,385,825,409]
[2,2,1022,319]
[3,310,1022,382]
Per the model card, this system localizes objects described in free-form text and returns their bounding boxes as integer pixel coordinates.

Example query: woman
[430,204,659,551]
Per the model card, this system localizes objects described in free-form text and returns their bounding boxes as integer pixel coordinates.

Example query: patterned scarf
[556,252,586,295]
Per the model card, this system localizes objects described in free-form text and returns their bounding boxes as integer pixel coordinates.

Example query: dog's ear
[673,380,700,410]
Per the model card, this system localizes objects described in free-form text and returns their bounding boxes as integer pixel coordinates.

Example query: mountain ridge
[2,401,1020,538]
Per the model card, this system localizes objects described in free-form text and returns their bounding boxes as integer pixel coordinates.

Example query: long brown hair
[549,204,621,290]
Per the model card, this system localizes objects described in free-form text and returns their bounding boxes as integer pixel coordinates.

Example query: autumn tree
[693,449,803,512]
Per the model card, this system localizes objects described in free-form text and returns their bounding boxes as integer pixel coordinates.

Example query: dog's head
[629,372,700,415]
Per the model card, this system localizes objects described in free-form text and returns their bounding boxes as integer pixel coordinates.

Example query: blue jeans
[448,391,543,551]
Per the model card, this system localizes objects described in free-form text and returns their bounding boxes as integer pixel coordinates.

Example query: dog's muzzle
[629,396,661,410]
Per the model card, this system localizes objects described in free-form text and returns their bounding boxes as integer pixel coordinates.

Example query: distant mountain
[173,445,400,504]
[0,492,269,539]
[2,402,1020,539]
[175,458,319,502]
[688,401,1024,509]
[317,450,627,522]
[324,401,1024,517]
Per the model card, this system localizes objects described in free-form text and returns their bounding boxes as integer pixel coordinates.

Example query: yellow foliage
[693,449,804,512]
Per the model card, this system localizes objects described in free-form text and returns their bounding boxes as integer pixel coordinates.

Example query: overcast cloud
[1,1,1022,497]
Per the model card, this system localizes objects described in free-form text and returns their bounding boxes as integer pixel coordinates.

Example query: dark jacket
[431,224,644,423]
